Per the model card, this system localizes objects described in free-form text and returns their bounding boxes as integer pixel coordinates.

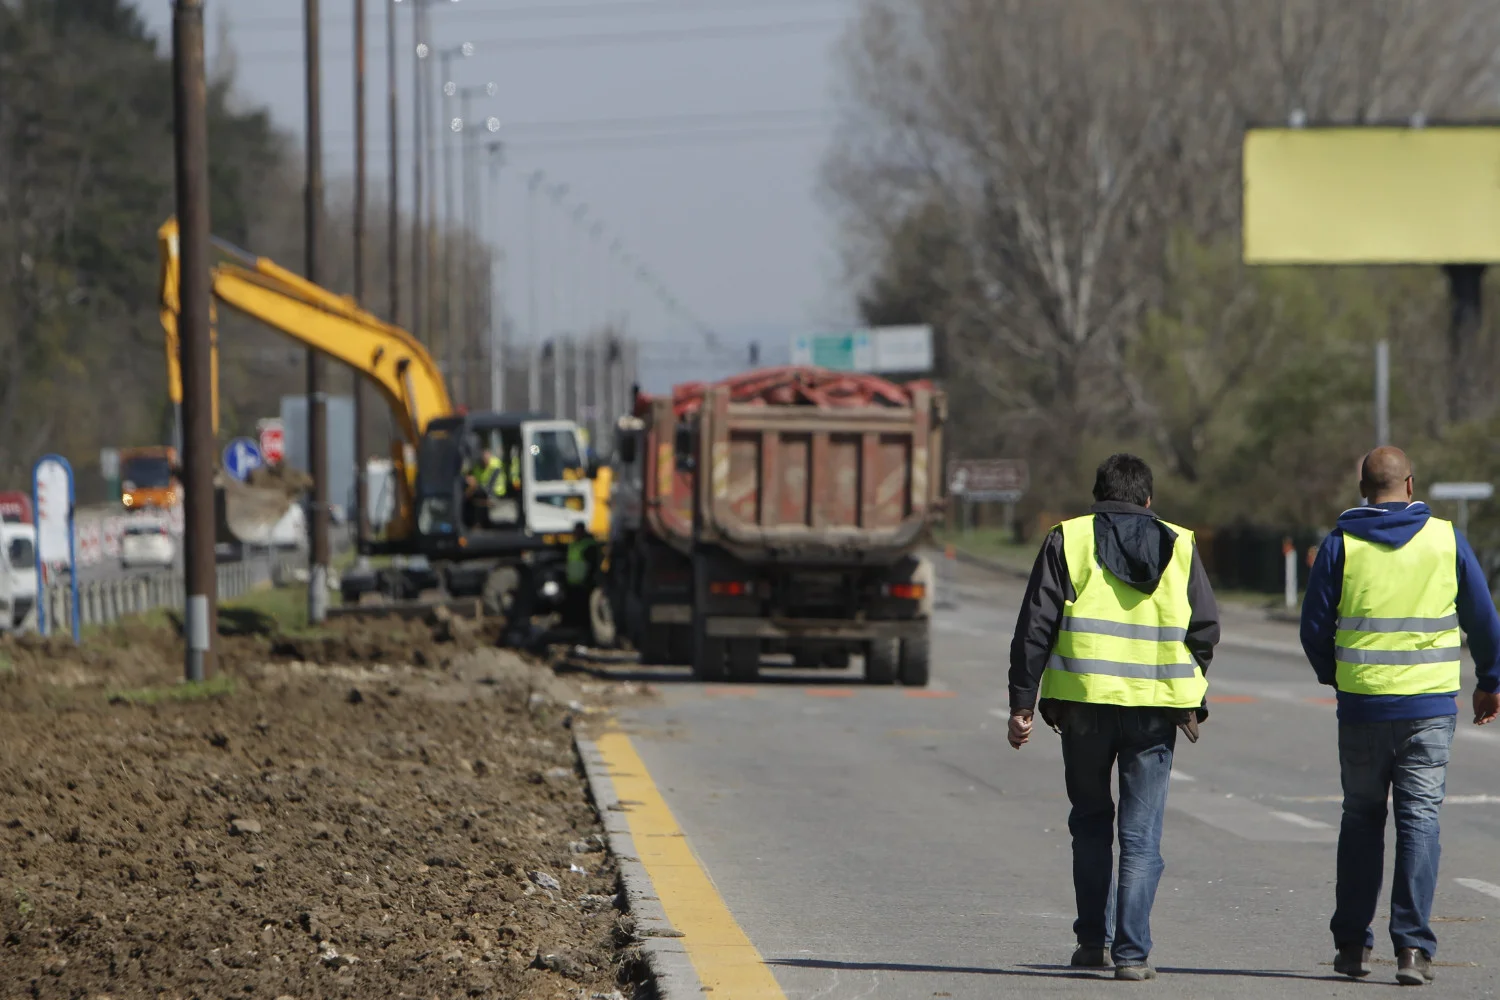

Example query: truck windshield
[122,457,173,488]
[8,537,33,570]
[531,430,582,482]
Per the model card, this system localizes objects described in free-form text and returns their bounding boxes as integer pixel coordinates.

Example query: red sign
[258,421,285,465]
[0,490,32,524]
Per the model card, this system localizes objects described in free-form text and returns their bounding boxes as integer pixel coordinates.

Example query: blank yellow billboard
[1243,127,1500,264]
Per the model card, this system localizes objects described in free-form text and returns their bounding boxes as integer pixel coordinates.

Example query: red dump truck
[605,366,945,684]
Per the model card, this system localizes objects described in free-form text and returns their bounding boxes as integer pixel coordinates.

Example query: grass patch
[222,583,311,634]
[106,674,237,706]
[934,527,1036,570]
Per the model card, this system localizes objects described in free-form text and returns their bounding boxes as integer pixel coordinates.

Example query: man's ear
[1143,497,1152,509]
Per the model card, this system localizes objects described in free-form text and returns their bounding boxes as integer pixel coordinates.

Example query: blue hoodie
[1301,501,1500,723]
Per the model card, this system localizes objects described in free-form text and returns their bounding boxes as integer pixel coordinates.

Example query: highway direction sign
[223,437,263,482]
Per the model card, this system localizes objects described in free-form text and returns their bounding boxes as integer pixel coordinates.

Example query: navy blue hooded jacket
[1300,500,1500,723]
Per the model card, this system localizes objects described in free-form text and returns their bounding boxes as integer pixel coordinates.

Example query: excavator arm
[157,218,454,541]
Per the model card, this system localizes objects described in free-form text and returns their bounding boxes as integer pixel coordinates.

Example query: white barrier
[41,552,305,633]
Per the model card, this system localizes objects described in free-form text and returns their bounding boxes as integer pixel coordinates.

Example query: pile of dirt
[0,615,648,998]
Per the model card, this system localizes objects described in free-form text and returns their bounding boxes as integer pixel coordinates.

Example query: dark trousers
[1331,715,1455,957]
[1060,704,1177,966]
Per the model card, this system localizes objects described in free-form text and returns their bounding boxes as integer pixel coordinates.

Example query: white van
[0,522,38,631]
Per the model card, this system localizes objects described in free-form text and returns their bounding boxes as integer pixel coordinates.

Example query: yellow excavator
[158,218,608,629]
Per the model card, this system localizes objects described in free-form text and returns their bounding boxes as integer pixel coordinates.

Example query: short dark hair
[1092,453,1153,506]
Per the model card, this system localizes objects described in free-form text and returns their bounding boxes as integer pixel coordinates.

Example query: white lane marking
[1266,793,1500,806]
[1454,878,1500,902]
[1170,791,1337,842]
[1269,810,1334,830]
[1458,727,1500,747]
[1170,770,1197,782]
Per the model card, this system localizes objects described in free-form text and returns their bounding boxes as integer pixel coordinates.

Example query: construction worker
[1007,453,1220,981]
[1300,446,1500,985]
[566,520,597,589]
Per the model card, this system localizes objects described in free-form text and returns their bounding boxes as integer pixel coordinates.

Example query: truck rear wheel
[899,631,931,687]
[727,639,760,682]
[691,624,728,682]
[864,638,898,685]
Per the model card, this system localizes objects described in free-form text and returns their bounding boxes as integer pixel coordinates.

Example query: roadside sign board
[790,325,934,374]
[31,454,79,640]
[948,459,1029,502]
[1430,482,1493,501]
[99,447,119,480]
[258,419,285,465]
[223,437,263,482]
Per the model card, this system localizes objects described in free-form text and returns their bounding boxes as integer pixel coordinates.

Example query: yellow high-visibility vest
[1040,514,1207,709]
[1335,518,1461,696]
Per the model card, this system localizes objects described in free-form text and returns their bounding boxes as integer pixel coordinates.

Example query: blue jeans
[1060,704,1177,966]
[1331,715,1456,957]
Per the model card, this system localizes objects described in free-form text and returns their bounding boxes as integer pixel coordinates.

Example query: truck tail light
[883,583,925,600]
[709,580,754,597]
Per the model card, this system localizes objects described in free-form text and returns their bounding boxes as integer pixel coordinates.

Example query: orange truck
[119,446,180,511]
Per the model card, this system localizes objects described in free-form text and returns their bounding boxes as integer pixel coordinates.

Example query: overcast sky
[137,0,860,387]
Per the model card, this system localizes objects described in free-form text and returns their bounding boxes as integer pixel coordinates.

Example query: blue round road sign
[223,437,264,482]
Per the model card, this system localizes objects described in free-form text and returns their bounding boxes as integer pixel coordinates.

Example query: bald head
[1360,446,1413,504]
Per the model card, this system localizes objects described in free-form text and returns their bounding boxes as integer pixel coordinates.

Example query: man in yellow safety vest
[1007,453,1220,981]
[1301,446,1500,985]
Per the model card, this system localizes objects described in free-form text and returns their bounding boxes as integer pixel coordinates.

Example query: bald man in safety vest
[1301,446,1500,985]
[1008,453,1220,981]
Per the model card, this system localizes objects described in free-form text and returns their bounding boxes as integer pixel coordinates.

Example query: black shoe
[1333,944,1372,978]
[1070,946,1109,968]
[1396,947,1434,986]
[1115,964,1156,981]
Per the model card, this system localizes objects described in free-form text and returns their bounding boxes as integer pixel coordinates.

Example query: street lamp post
[486,140,506,412]
[446,82,496,405]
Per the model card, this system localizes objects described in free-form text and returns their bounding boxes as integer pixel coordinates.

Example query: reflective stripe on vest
[1335,518,1461,696]
[1039,514,1207,709]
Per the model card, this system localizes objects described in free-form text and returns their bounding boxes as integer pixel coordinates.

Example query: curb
[575,734,704,1000]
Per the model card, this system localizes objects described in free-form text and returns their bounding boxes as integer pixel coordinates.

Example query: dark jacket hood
[1336,501,1430,548]
[1090,501,1177,595]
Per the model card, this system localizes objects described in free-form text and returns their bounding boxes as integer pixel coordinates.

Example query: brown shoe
[1333,944,1371,978]
[1396,947,1434,986]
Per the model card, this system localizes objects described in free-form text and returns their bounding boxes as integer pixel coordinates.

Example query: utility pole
[352,0,369,552]
[409,0,425,345]
[386,0,399,328]
[1374,340,1390,448]
[305,0,330,625]
[527,171,542,346]
[172,0,216,681]
[487,140,505,411]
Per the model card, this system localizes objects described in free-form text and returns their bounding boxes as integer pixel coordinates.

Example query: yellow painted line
[596,731,788,998]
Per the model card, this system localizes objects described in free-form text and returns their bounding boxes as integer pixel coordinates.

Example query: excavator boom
[158,218,453,543]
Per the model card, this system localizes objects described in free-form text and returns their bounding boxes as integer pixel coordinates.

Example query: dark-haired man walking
[1301,446,1500,985]
[1008,453,1220,980]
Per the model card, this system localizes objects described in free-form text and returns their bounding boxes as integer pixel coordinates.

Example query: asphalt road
[606,556,1500,998]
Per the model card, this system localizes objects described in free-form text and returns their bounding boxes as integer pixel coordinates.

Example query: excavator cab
[412,412,593,561]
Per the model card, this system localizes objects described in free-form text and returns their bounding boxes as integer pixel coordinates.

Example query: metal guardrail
[40,551,305,633]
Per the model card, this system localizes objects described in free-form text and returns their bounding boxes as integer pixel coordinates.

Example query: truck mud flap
[704,617,926,641]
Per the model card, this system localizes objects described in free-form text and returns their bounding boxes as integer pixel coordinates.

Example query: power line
[229,0,852,30]
[319,107,829,142]
[323,123,827,155]
[234,18,846,62]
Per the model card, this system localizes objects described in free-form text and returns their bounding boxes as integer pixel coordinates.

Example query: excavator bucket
[215,466,312,546]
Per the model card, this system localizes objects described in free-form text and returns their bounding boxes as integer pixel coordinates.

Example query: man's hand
[1474,688,1499,726]
[1008,709,1033,749]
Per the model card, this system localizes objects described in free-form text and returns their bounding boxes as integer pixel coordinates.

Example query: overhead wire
[233,18,846,62]
[230,0,853,30]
